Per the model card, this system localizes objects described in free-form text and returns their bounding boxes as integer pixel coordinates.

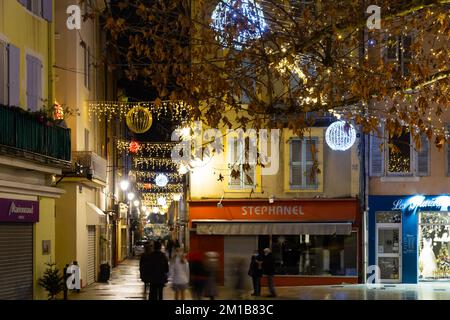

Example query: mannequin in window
[419,238,437,278]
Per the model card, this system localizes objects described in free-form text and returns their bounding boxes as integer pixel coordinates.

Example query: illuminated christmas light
[155,174,169,187]
[325,121,357,151]
[211,0,268,48]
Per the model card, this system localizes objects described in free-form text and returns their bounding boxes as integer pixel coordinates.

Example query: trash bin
[99,263,111,282]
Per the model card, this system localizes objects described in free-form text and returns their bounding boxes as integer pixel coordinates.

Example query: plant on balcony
[38,263,65,300]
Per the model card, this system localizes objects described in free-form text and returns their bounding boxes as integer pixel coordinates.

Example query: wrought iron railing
[0,105,71,164]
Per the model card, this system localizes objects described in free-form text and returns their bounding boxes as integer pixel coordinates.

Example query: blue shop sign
[368,195,450,284]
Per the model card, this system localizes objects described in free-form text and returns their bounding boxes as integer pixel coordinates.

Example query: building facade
[53,0,121,288]
[0,0,72,300]
[187,125,362,287]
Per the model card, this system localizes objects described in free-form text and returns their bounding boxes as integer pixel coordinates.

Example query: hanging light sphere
[126,106,153,134]
[129,141,141,153]
[155,174,169,187]
[325,121,357,151]
[211,0,268,48]
[157,197,167,206]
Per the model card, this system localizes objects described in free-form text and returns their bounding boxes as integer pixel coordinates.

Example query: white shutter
[8,44,20,107]
[417,134,429,176]
[370,129,385,176]
[87,226,96,286]
[290,139,303,187]
[36,58,42,110]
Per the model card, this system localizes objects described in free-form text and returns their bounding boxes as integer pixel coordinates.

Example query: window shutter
[36,59,42,110]
[0,42,7,105]
[26,55,34,111]
[17,0,27,7]
[8,44,20,107]
[42,0,53,22]
[369,130,385,176]
[417,134,429,176]
[290,140,303,186]
[447,125,450,176]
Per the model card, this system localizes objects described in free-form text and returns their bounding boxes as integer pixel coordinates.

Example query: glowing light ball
[211,0,268,48]
[126,106,153,134]
[129,141,141,153]
[157,197,167,206]
[155,174,169,187]
[325,121,357,151]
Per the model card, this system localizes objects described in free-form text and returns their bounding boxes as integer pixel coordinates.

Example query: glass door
[376,225,402,282]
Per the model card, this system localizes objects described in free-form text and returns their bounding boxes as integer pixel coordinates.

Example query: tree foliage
[98,0,449,148]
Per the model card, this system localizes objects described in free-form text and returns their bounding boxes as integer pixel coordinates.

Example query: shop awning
[195,222,352,235]
[86,202,106,226]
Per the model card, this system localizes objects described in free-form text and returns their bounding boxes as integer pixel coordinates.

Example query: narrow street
[69,259,450,300]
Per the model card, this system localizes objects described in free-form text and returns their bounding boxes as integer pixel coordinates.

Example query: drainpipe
[363,134,370,284]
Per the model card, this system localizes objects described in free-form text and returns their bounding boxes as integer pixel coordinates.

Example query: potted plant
[38,263,65,300]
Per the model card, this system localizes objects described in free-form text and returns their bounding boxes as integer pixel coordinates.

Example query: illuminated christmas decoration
[143,183,152,190]
[88,100,191,122]
[129,141,141,153]
[157,197,167,206]
[116,139,176,155]
[53,101,64,120]
[325,121,357,151]
[155,174,169,187]
[178,164,189,175]
[126,106,153,134]
[211,0,268,48]
[134,157,179,170]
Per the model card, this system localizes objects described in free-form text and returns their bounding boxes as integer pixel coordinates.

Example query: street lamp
[133,199,140,207]
[127,192,135,201]
[120,180,129,191]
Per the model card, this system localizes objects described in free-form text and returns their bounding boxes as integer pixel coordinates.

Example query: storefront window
[258,233,357,276]
[419,211,450,280]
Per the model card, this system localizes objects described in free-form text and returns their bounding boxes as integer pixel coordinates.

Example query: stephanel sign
[0,199,39,222]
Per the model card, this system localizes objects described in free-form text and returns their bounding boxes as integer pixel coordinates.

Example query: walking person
[248,250,263,296]
[140,241,169,300]
[188,251,207,300]
[262,248,277,297]
[204,251,219,300]
[170,247,190,300]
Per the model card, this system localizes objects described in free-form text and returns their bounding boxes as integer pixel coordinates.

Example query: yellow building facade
[0,0,71,300]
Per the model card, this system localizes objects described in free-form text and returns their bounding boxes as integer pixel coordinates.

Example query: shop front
[0,198,39,299]
[189,199,361,286]
[368,195,450,283]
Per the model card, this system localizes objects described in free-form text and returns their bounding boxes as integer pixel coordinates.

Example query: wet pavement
[69,258,450,300]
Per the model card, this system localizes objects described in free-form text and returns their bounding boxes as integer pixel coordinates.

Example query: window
[0,41,8,105]
[26,0,42,17]
[228,136,256,189]
[386,34,412,76]
[370,127,429,177]
[26,54,42,111]
[289,138,318,189]
[387,130,412,175]
[258,233,358,276]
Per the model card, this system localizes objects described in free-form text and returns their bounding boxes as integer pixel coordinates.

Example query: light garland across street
[88,100,191,122]
[116,139,177,156]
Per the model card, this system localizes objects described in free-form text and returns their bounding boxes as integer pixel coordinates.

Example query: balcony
[71,151,107,183]
[0,104,71,167]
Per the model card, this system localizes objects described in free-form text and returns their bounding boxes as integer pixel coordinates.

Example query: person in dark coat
[248,250,263,296]
[262,248,276,297]
[140,241,169,300]
[188,251,208,300]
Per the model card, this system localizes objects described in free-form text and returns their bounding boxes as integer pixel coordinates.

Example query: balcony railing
[72,151,107,183]
[0,104,71,166]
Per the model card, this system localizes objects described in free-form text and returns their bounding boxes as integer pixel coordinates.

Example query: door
[0,224,33,300]
[376,224,401,283]
[87,226,96,286]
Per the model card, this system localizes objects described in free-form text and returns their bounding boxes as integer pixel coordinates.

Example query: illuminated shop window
[258,233,358,276]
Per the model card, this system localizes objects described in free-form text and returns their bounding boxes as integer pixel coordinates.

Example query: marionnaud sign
[391,195,450,212]
[0,199,39,222]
